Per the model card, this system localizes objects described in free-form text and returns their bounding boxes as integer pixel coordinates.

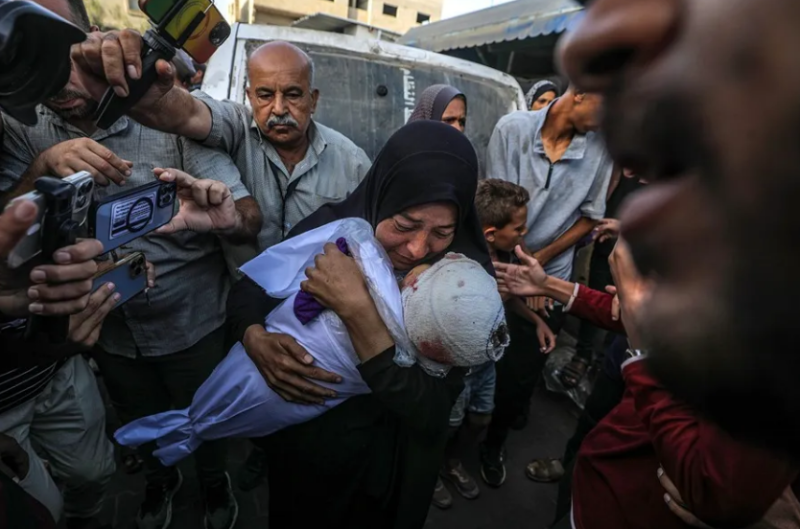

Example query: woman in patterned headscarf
[408,84,467,133]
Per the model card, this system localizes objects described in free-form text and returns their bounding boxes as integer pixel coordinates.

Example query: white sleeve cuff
[564,283,581,313]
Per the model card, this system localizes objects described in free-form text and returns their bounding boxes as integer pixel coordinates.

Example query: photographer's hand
[68,282,119,348]
[0,201,38,258]
[27,239,104,316]
[72,30,212,141]
[155,168,261,243]
[30,138,133,186]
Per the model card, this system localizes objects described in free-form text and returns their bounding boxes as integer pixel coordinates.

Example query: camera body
[5,171,94,268]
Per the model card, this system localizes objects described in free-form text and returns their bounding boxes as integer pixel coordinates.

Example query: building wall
[369,0,443,34]
[249,0,443,33]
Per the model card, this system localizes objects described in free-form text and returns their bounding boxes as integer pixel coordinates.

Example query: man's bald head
[248,41,315,89]
[245,41,320,149]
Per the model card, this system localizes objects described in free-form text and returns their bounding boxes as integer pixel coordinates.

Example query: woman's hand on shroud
[301,243,372,321]
[243,325,343,405]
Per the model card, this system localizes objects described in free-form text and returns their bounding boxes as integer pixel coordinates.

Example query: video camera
[0,0,85,126]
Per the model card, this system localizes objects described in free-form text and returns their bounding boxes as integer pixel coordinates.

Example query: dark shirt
[0,318,71,415]
[227,278,465,529]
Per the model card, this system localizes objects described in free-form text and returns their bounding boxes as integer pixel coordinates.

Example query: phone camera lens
[209,22,230,47]
[80,182,93,194]
[77,196,87,208]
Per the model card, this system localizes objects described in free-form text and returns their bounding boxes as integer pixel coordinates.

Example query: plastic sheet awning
[399,0,584,53]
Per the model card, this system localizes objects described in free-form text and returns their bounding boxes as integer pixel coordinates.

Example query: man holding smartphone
[0,2,263,529]
[0,233,119,529]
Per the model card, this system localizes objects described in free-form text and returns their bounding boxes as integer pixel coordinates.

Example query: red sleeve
[568,284,626,334]
[624,360,797,527]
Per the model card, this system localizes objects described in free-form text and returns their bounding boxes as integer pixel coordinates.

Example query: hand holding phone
[94,0,230,129]
[92,252,150,309]
[89,180,177,254]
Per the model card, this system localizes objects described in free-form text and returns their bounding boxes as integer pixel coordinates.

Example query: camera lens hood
[0,0,85,125]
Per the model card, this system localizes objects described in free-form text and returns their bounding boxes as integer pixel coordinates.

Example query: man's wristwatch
[625,348,648,360]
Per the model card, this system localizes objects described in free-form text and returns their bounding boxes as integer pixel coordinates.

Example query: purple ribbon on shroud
[293,238,350,325]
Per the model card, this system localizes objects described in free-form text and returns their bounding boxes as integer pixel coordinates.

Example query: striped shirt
[0,109,250,358]
[0,319,64,415]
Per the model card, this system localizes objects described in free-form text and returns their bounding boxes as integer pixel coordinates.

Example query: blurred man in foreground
[560,0,800,454]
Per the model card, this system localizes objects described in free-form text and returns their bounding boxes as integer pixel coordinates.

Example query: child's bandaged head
[401,254,509,367]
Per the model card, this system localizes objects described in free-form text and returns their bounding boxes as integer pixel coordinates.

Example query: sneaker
[203,472,239,529]
[236,445,267,491]
[431,477,453,510]
[441,462,480,499]
[136,469,183,529]
[479,442,507,488]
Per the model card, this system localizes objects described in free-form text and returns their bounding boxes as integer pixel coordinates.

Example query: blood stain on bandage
[418,340,453,364]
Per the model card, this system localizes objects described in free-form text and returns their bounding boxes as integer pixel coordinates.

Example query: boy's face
[400,264,432,291]
[484,206,528,253]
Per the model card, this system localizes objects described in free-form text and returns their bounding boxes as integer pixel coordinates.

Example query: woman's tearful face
[375,202,457,271]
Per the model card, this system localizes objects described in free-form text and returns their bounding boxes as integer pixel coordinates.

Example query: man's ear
[574,92,586,105]
[484,227,497,243]
[310,88,320,114]
[90,25,101,32]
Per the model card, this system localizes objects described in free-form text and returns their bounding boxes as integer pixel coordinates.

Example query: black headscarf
[290,120,492,273]
[407,84,466,123]
[525,80,559,109]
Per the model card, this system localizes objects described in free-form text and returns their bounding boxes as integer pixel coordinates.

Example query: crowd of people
[0,0,799,528]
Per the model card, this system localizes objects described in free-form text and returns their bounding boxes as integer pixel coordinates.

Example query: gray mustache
[267,114,299,129]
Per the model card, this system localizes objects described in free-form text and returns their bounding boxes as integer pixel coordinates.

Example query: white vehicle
[203,23,526,168]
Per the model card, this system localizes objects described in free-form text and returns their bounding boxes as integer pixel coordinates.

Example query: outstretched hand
[494,245,549,298]
[593,218,621,243]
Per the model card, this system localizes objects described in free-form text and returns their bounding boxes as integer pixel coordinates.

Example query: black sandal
[560,356,590,389]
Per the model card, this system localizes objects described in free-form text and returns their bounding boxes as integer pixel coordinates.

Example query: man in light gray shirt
[486,87,613,282]
[157,41,372,272]
[480,87,613,490]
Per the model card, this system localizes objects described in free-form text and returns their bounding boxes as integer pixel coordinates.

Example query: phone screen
[140,0,230,63]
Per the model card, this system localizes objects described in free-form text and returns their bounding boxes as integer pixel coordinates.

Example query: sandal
[559,356,590,389]
[525,458,565,483]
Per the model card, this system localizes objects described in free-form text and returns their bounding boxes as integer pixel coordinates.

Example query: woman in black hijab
[408,84,468,133]
[227,121,490,529]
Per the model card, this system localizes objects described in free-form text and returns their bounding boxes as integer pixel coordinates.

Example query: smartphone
[89,180,177,254]
[139,0,231,64]
[92,252,148,308]
[4,172,95,269]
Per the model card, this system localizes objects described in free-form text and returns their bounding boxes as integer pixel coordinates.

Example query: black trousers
[485,307,566,450]
[552,367,626,524]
